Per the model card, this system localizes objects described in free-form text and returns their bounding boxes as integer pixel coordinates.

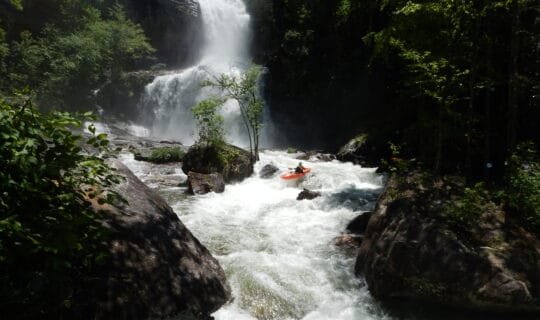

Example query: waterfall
[140,0,255,146]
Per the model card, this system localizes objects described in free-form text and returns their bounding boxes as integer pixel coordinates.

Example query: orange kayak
[280,168,311,180]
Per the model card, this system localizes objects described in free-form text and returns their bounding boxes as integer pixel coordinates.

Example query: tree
[192,97,226,145]
[200,64,265,162]
[3,4,154,110]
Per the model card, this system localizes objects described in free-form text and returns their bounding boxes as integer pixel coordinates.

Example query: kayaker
[295,162,305,174]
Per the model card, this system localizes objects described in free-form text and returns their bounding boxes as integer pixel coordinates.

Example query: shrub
[149,147,185,163]
[505,142,540,232]
[445,182,493,228]
[0,96,118,317]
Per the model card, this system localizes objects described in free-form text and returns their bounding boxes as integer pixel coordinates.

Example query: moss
[404,276,446,298]
[287,147,297,153]
[353,133,368,145]
[216,143,241,168]
[134,146,185,164]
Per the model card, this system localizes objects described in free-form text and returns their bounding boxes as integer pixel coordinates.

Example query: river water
[126,0,387,318]
[120,150,391,319]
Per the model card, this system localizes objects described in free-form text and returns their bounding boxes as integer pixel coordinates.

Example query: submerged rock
[187,171,225,195]
[259,163,279,179]
[182,142,253,183]
[355,172,540,313]
[297,188,321,200]
[81,159,230,319]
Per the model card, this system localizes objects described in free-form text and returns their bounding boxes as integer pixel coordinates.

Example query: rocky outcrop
[97,70,162,119]
[182,143,254,183]
[187,171,225,195]
[355,173,540,314]
[81,159,230,319]
[259,163,279,179]
[122,0,203,67]
[297,188,321,200]
[346,211,372,234]
[336,134,380,167]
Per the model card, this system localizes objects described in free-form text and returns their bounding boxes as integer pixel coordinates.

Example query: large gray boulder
[82,159,230,319]
[259,163,279,179]
[187,171,225,195]
[182,143,254,183]
[356,173,540,314]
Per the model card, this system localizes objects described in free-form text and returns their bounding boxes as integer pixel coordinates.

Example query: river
[120,150,390,319]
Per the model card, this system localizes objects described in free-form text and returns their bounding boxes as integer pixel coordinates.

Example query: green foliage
[446,183,492,228]
[149,147,185,164]
[3,3,154,109]
[192,97,226,146]
[287,147,297,153]
[504,142,540,231]
[201,64,265,162]
[0,95,118,317]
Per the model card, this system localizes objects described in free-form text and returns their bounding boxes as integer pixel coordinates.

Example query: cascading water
[140,0,253,146]
[120,151,391,319]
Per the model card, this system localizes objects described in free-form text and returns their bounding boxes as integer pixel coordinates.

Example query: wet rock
[182,143,253,183]
[297,188,321,200]
[336,134,381,167]
[355,172,540,313]
[332,234,363,248]
[81,159,230,319]
[259,163,279,179]
[187,172,225,195]
[296,150,336,162]
[346,212,372,234]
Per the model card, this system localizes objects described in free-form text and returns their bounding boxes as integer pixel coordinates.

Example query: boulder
[336,134,381,167]
[297,188,321,200]
[332,234,363,248]
[259,163,279,179]
[182,143,254,183]
[355,172,540,313]
[80,159,230,319]
[187,172,225,195]
[346,211,372,234]
[296,150,336,162]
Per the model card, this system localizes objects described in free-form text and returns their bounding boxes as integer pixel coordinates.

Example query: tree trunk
[507,0,520,153]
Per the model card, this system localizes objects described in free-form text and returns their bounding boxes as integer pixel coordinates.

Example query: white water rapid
[140,0,254,146]
[120,150,391,320]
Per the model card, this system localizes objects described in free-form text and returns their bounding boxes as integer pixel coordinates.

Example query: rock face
[187,171,225,195]
[122,0,203,67]
[83,159,230,319]
[346,211,372,234]
[297,188,321,200]
[356,173,540,313]
[182,143,254,183]
[259,163,279,179]
[336,134,381,167]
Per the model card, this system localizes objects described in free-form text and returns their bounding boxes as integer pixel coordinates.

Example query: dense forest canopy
[249,0,538,167]
[0,0,155,110]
